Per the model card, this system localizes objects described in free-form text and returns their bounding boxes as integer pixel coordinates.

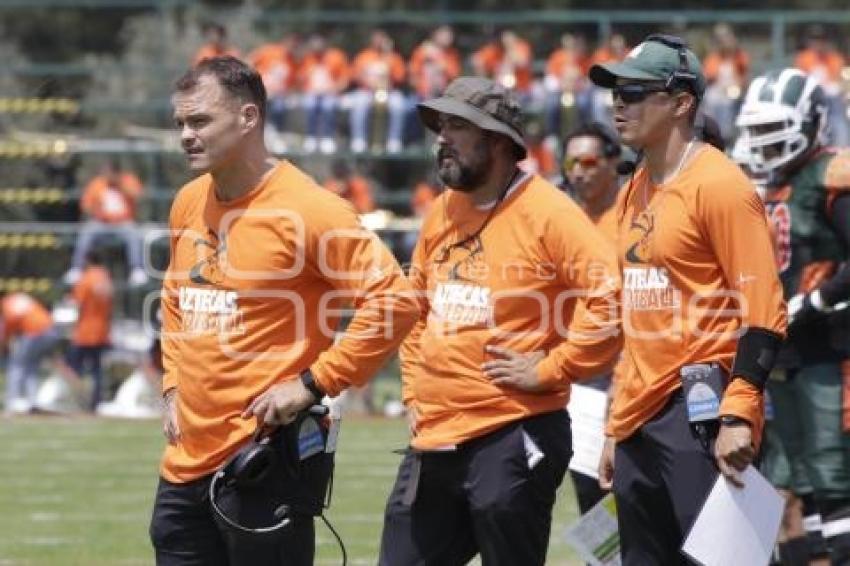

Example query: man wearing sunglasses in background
[378,76,623,565]
[562,122,623,244]
[590,35,787,564]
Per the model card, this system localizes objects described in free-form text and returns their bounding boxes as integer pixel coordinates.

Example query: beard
[437,142,492,191]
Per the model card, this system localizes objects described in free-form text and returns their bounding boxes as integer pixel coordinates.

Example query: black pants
[149,475,314,566]
[379,410,572,566]
[66,344,106,410]
[613,391,719,566]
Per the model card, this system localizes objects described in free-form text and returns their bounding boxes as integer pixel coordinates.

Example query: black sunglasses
[613,83,669,104]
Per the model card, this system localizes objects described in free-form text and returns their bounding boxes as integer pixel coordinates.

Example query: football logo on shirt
[624,210,654,265]
[190,230,227,285]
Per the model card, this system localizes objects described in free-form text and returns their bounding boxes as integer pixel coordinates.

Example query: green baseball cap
[418,76,527,158]
[589,34,706,98]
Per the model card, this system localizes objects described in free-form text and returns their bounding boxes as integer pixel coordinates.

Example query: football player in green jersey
[735,67,850,566]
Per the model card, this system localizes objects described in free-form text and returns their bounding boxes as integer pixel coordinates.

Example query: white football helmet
[734,68,827,186]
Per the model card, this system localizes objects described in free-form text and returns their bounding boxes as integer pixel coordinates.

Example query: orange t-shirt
[298,49,350,94]
[193,44,241,66]
[81,173,143,224]
[159,161,418,482]
[608,145,787,445]
[353,48,406,90]
[473,41,533,92]
[72,266,113,346]
[323,175,375,214]
[409,43,462,98]
[249,43,297,95]
[402,173,622,450]
[1,293,52,345]
[796,48,845,84]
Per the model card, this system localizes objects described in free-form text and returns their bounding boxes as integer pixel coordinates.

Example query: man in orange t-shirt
[349,29,408,154]
[66,249,113,411]
[150,56,418,565]
[590,35,787,564]
[1,292,59,414]
[64,160,147,287]
[378,77,622,565]
[298,35,350,154]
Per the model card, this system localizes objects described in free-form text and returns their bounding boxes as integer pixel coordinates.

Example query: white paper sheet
[567,384,608,479]
[564,493,621,566]
[682,466,784,566]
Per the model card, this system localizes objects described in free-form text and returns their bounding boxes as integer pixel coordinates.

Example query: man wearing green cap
[590,35,787,564]
[378,76,623,565]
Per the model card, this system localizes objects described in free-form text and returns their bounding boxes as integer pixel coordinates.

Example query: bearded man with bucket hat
[589,35,787,564]
[377,76,623,565]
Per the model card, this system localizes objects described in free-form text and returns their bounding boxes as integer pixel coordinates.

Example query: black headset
[645,34,701,98]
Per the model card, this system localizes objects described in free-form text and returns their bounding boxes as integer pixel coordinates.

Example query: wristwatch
[719,415,749,427]
[300,369,325,402]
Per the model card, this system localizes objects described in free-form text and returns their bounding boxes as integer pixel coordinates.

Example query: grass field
[0,416,583,565]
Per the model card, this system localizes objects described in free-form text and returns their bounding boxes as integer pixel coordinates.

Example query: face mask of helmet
[734,68,827,187]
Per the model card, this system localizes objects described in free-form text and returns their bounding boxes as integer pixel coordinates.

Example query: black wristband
[300,369,325,402]
[731,327,782,391]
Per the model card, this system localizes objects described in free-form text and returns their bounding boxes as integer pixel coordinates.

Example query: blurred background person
[349,29,407,154]
[323,159,375,214]
[472,29,534,103]
[586,33,629,128]
[1,292,61,415]
[795,24,850,146]
[249,32,300,150]
[193,22,240,65]
[63,160,147,287]
[299,34,350,154]
[702,23,750,146]
[408,25,461,144]
[65,250,113,412]
[543,33,590,151]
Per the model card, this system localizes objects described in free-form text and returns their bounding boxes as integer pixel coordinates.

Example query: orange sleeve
[698,177,787,440]
[398,236,429,406]
[72,273,89,304]
[535,213,623,389]
[306,201,419,397]
[409,47,424,82]
[352,51,368,86]
[121,173,143,201]
[794,51,811,72]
